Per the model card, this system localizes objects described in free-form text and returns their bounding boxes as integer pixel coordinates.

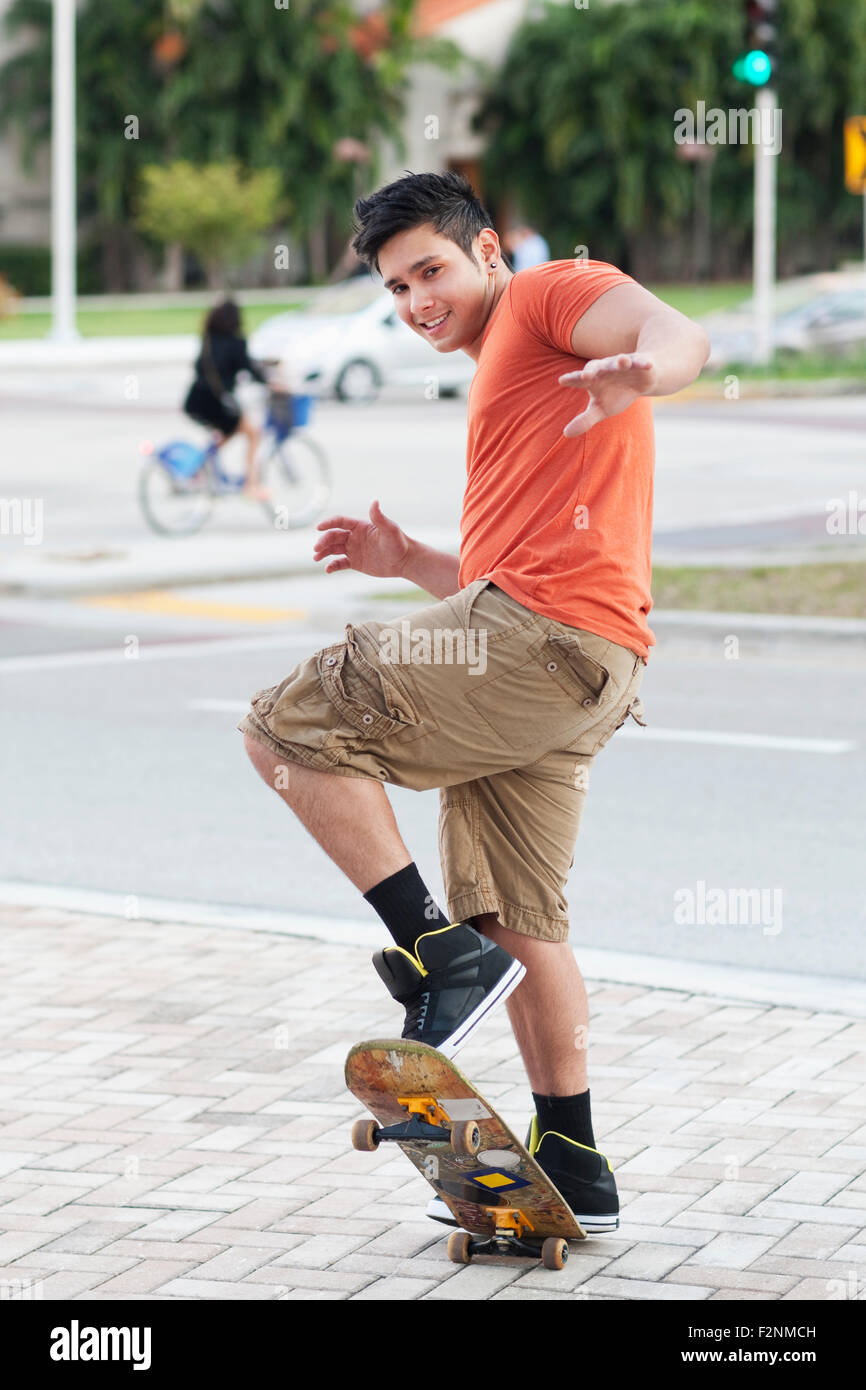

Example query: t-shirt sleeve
[509,260,638,357]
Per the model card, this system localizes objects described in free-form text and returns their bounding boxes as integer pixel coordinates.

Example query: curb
[0,334,200,367]
[650,608,866,652]
[0,530,460,599]
[658,378,866,402]
[0,556,324,599]
[2,880,864,1018]
[1,552,864,652]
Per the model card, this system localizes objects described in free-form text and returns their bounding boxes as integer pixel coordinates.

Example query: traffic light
[733,0,777,86]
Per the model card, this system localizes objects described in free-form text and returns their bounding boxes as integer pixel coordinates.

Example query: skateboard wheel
[351,1118,380,1152]
[447,1231,473,1264]
[542,1237,569,1270]
[450,1120,481,1156]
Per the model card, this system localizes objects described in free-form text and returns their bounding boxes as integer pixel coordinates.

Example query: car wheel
[335,359,380,403]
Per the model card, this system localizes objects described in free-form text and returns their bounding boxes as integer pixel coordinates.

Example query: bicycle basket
[267,391,314,440]
[291,394,314,427]
[160,441,207,477]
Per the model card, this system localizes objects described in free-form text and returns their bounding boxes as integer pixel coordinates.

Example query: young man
[237,171,710,1233]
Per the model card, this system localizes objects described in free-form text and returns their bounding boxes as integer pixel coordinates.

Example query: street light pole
[51,0,79,342]
[752,85,777,367]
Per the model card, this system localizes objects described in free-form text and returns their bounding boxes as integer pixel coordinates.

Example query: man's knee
[243,734,331,798]
[243,732,282,784]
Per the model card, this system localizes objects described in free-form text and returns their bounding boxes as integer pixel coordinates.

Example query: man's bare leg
[243,733,411,892]
[472,911,588,1094]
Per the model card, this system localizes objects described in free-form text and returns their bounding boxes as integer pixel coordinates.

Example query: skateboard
[345,1038,586,1269]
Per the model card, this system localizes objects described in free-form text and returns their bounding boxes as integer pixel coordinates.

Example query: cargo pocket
[463,630,613,752]
[531,631,612,712]
[320,627,421,743]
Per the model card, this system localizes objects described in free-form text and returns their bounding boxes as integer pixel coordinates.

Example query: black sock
[363,862,449,953]
[533,1089,596,1150]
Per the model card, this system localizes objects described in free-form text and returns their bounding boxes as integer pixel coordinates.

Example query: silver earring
[490,261,497,270]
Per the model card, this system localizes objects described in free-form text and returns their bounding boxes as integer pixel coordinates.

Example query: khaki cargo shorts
[237,578,647,943]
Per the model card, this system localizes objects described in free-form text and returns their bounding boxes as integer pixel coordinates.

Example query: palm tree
[176,1,466,279]
[0,0,205,287]
[475,0,866,279]
[0,0,466,288]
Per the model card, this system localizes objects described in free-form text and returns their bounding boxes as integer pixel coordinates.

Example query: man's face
[378,224,494,356]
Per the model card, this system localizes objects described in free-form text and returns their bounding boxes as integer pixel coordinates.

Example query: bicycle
[138,389,332,537]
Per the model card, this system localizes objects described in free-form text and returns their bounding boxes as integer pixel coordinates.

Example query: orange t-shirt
[458,259,655,660]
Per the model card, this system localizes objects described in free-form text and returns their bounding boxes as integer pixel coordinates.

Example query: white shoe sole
[435,957,526,1060]
[570,1213,619,1233]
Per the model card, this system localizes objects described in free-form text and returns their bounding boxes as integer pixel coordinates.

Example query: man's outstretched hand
[559,352,656,437]
[313,498,411,577]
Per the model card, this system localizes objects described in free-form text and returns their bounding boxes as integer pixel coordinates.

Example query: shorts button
[325,656,337,666]
[547,662,557,671]
[362,713,373,724]
[581,697,593,708]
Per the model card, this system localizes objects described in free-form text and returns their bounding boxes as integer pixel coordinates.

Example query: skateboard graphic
[345,1038,586,1269]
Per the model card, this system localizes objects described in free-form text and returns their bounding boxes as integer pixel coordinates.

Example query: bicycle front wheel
[260,432,332,530]
[138,459,214,536]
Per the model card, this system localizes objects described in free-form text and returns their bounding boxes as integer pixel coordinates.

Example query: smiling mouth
[420,311,450,333]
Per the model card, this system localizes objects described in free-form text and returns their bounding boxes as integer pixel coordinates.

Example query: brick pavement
[1,904,865,1301]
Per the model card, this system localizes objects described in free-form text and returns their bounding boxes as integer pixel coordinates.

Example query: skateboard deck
[345,1038,586,1266]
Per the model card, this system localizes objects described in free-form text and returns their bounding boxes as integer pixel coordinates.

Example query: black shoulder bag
[201,335,242,428]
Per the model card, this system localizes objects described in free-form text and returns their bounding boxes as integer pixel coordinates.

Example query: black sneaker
[526,1116,619,1233]
[372,921,525,1059]
[425,1114,619,1234]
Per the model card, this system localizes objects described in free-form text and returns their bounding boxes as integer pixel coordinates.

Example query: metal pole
[753,86,777,367]
[50,0,79,342]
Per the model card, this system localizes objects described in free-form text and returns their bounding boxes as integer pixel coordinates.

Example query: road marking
[616,726,855,754]
[0,643,858,756]
[78,590,306,622]
[187,701,856,753]
[0,631,341,673]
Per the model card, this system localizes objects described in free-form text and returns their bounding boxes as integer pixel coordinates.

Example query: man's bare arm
[559,282,711,437]
[400,537,460,600]
[314,499,460,599]
[569,282,710,395]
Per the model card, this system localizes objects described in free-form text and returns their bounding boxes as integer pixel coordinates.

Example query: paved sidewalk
[1,904,865,1302]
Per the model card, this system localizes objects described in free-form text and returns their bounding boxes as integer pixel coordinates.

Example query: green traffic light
[732,49,773,85]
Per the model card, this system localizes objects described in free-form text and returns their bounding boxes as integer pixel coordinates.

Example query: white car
[249,278,476,403]
[704,279,866,368]
[773,289,866,356]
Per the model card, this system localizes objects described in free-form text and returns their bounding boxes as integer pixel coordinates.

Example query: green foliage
[0,0,465,286]
[0,242,102,295]
[135,161,284,284]
[477,0,866,278]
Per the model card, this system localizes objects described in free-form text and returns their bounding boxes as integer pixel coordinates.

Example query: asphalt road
[1,375,865,560]
[1,574,863,981]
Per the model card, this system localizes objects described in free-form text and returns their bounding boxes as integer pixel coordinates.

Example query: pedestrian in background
[182,299,271,500]
[504,223,551,271]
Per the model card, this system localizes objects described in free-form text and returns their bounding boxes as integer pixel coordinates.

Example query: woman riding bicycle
[182,299,270,501]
